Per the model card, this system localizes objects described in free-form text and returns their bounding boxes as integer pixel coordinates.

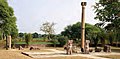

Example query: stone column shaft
[81,2,87,51]
[7,36,11,50]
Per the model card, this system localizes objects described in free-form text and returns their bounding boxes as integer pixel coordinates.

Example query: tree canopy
[94,0,120,44]
[32,32,39,38]
[61,22,101,41]
[0,0,18,39]
[40,22,55,40]
[94,0,120,22]
[94,0,120,31]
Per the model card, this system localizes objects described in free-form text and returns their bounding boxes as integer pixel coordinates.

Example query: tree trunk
[101,39,105,47]
[54,44,56,47]
[6,35,8,50]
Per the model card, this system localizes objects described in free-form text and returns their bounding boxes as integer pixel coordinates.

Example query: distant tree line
[18,32,41,38]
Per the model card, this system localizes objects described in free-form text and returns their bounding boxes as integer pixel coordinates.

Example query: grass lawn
[14,42,54,44]
[33,38,44,40]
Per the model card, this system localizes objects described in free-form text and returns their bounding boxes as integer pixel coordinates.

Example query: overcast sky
[8,0,99,34]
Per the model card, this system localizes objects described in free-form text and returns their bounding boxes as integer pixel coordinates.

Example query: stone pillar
[85,40,90,53]
[7,36,11,50]
[81,2,87,52]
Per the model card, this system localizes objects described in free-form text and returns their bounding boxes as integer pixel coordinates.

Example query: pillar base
[81,48,84,52]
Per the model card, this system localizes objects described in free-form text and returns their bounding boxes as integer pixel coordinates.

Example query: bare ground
[0,50,32,59]
[0,49,92,59]
[1,47,120,59]
[34,56,92,59]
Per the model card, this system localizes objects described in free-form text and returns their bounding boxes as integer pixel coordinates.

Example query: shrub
[25,33,33,47]
[57,36,68,47]
[51,39,59,47]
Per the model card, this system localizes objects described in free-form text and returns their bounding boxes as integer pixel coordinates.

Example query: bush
[25,33,33,47]
[51,39,59,47]
[57,36,68,47]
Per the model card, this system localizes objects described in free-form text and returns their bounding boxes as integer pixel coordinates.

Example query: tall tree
[94,0,120,22]
[0,0,18,38]
[0,0,18,49]
[40,22,55,40]
[94,0,120,46]
[61,22,102,45]
[25,33,32,48]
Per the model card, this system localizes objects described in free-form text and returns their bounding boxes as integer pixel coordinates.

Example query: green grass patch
[30,42,53,44]
[33,38,44,40]
[14,42,26,44]
[14,41,59,44]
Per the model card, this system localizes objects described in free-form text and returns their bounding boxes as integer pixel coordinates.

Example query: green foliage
[25,33,33,46]
[57,36,68,47]
[0,0,18,39]
[0,31,2,40]
[10,27,18,39]
[94,0,120,46]
[108,31,115,44]
[94,0,120,22]
[51,36,59,47]
[19,32,24,38]
[14,41,53,45]
[32,32,39,38]
[0,0,18,49]
[61,22,81,39]
[61,22,101,44]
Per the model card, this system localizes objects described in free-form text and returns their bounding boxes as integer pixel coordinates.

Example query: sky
[8,0,99,34]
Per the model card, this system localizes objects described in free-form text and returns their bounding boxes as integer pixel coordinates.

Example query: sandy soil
[1,48,120,59]
[35,56,92,59]
[0,49,92,59]
[0,50,32,59]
